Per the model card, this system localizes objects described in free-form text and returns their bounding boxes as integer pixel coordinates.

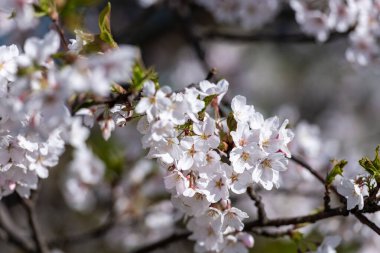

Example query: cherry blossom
[337,178,367,210]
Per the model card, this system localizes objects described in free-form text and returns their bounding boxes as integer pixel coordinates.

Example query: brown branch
[173,2,211,72]
[354,213,380,235]
[50,11,69,51]
[201,30,348,44]
[0,202,35,252]
[245,204,380,229]
[291,156,325,184]
[247,187,267,224]
[130,231,190,253]
[127,204,380,253]
[251,227,295,238]
[22,198,49,253]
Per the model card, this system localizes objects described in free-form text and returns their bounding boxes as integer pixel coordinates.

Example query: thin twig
[22,198,49,253]
[245,204,380,229]
[130,231,190,253]
[247,187,267,224]
[251,227,295,238]
[50,12,69,51]
[354,213,380,235]
[174,2,211,72]
[202,30,348,44]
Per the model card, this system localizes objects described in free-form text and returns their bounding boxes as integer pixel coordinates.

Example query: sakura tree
[0,1,379,253]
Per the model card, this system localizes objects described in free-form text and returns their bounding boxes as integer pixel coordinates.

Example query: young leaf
[33,0,55,17]
[326,160,347,185]
[130,63,158,92]
[98,2,117,48]
[227,112,237,132]
[359,145,380,181]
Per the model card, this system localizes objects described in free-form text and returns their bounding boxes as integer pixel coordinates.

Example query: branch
[247,187,267,224]
[125,204,380,253]
[130,231,190,253]
[22,198,49,253]
[245,204,380,229]
[251,227,294,238]
[291,156,325,184]
[354,213,380,235]
[173,3,211,72]
[0,202,35,252]
[50,12,69,51]
[201,30,348,44]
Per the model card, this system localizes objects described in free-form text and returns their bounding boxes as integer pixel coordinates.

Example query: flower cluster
[190,0,380,65]
[0,29,138,199]
[291,0,380,65]
[0,0,39,35]
[135,79,294,252]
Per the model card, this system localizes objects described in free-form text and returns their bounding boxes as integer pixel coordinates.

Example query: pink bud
[237,232,254,248]
[7,180,16,191]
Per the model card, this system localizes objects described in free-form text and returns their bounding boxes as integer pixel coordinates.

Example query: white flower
[328,0,358,32]
[221,235,249,253]
[252,153,288,190]
[223,164,251,194]
[75,108,95,128]
[337,178,366,210]
[163,170,189,196]
[203,171,229,203]
[21,30,60,65]
[188,208,224,251]
[198,79,229,103]
[193,116,220,149]
[230,145,261,173]
[231,95,254,123]
[291,2,330,42]
[197,150,221,177]
[315,235,341,253]
[110,104,133,127]
[86,46,138,83]
[147,136,182,164]
[183,88,205,122]
[98,117,115,141]
[231,122,258,148]
[222,207,249,232]
[346,30,379,65]
[177,136,207,171]
[69,117,90,148]
[135,81,171,121]
[172,192,210,217]
[0,45,19,82]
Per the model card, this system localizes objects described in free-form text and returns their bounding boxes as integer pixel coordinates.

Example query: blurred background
[1,0,380,252]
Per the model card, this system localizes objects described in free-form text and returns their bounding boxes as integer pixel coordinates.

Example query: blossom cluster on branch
[0,1,379,253]
[185,0,380,65]
[134,78,294,252]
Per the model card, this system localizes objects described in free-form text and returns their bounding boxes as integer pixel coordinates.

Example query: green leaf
[290,231,304,245]
[227,112,237,132]
[200,94,217,113]
[33,0,55,17]
[326,160,347,185]
[88,130,125,183]
[359,145,380,181]
[130,63,158,92]
[98,2,117,48]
